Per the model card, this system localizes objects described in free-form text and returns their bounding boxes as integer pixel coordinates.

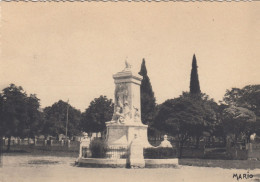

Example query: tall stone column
[105,62,151,150]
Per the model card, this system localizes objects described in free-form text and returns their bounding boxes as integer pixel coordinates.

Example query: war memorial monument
[76,62,178,168]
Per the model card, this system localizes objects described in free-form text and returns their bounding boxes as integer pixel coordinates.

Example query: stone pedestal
[128,135,145,168]
[105,62,152,158]
[106,123,150,148]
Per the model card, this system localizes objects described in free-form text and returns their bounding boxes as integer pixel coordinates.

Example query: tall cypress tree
[139,59,156,125]
[190,54,201,95]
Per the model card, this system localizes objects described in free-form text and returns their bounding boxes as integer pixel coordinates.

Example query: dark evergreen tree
[190,54,201,95]
[138,59,156,125]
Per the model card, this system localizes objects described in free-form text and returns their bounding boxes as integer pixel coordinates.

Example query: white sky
[1,2,260,111]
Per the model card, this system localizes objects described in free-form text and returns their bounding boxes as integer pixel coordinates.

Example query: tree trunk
[7,137,11,151]
[223,136,227,147]
[179,141,184,158]
[195,135,200,149]
[0,137,3,154]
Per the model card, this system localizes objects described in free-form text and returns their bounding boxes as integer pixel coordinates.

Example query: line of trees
[0,84,114,150]
[149,54,259,157]
[1,56,259,154]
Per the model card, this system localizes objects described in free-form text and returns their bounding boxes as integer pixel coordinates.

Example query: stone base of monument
[76,158,179,168]
[76,123,179,168]
[106,123,152,149]
[76,158,127,168]
[144,159,179,168]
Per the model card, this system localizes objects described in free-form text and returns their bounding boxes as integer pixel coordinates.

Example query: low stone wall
[76,158,179,168]
[3,138,79,148]
[248,143,260,160]
[76,158,126,168]
[145,159,178,168]
[179,158,260,169]
[144,147,177,159]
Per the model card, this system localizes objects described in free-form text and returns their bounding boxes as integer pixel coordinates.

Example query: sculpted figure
[115,84,128,108]
[125,60,132,70]
[118,116,125,124]
[250,133,256,142]
[159,135,172,148]
[123,101,131,121]
[133,106,140,122]
[116,86,124,107]
[79,133,90,158]
[113,106,125,124]
[123,89,128,105]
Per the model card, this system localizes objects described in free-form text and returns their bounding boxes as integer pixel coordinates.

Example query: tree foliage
[43,100,81,138]
[223,85,260,116]
[0,84,43,150]
[138,59,156,125]
[222,105,256,141]
[0,84,43,137]
[1,84,27,138]
[223,85,260,135]
[81,95,114,133]
[24,94,44,137]
[190,54,201,95]
[153,92,217,156]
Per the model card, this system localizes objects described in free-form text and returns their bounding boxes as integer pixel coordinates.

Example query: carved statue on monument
[133,106,141,122]
[112,106,125,124]
[123,101,131,122]
[124,60,132,71]
[115,83,128,108]
[110,82,132,124]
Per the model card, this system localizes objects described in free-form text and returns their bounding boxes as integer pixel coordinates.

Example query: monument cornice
[113,71,143,82]
[106,122,148,128]
[114,79,141,85]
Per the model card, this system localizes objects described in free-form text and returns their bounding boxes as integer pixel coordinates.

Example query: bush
[226,148,248,160]
[89,138,108,158]
[144,147,177,159]
[180,146,205,158]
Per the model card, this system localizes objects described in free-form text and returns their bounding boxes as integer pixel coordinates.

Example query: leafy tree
[182,92,219,146]
[43,100,81,138]
[190,54,201,95]
[153,92,217,157]
[24,94,44,138]
[223,85,260,115]
[138,59,156,125]
[210,104,229,145]
[0,84,42,150]
[223,85,260,135]
[222,105,256,142]
[81,95,114,133]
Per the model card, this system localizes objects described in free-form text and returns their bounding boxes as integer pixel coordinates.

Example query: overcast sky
[1,2,260,111]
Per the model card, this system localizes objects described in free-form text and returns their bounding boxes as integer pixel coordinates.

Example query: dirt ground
[1,155,260,182]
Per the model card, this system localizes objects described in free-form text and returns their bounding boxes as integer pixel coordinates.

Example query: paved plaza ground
[1,154,260,182]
